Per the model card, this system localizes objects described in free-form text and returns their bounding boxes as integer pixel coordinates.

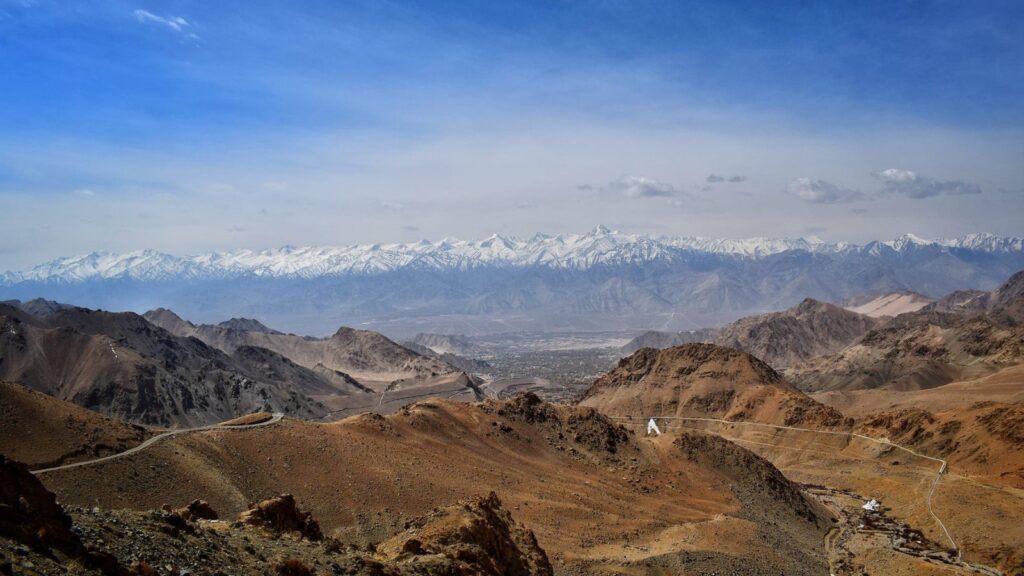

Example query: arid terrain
[2,270,1023,575]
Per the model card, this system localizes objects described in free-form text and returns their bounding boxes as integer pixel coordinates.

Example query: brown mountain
[713,298,880,369]
[621,298,878,370]
[0,303,331,426]
[579,343,849,428]
[920,269,1024,323]
[144,308,461,389]
[788,271,1024,393]
[36,393,833,575]
[788,315,1024,392]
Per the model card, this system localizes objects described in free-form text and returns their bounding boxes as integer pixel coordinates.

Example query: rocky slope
[144,309,460,388]
[0,303,330,426]
[788,312,1024,392]
[580,343,850,428]
[0,380,150,468]
[36,393,833,575]
[621,299,878,370]
[1,454,554,576]
[921,269,1024,323]
[856,403,1024,490]
[787,271,1024,392]
[714,298,880,369]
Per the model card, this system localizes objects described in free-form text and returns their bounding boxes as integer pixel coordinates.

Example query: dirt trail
[32,412,283,475]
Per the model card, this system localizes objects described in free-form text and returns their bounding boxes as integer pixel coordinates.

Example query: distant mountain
[713,299,880,369]
[922,270,1024,324]
[4,229,1023,334]
[217,317,282,334]
[0,304,331,426]
[1,298,73,317]
[400,341,491,373]
[620,329,717,355]
[621,298,878,370]
[579,343,849,428]
[144,309,462,388]
[788,271,1024,392]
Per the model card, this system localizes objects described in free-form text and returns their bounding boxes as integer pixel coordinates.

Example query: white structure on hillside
[646,418,662,436]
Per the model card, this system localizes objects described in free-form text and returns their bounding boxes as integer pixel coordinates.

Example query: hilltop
[579,343,849,428]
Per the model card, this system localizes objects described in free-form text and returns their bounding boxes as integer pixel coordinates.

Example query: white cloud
[133,9,195,36]
[707,174,746,183]
[587,174,678,198]
[875,168,981,199]
[787,178,863,204]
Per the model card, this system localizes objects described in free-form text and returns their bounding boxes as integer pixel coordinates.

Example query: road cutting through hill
[31,412,284,475]
[609,415,961,563]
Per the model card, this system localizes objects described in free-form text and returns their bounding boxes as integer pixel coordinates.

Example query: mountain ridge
[5,229,1023,283]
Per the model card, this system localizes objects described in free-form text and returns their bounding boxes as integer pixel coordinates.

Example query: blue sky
[1,0,1022,268]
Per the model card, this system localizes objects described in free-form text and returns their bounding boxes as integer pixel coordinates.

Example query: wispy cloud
[875,168,981,199]
[706,174,746,183]
[133,9,196,37]
[583,174,679,199]
[787,178,863,204]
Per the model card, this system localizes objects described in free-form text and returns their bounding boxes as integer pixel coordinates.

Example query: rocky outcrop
[0,456,79,553]
[169,500,218,522]
[380,492,553,576]
[0,455,124,574]
[237,494,322,541]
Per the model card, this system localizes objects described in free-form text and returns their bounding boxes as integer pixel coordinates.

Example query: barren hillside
[36,393,833,575]
[579,343,850,428]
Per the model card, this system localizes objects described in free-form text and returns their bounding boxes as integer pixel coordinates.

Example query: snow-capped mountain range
[3,227,1022,284]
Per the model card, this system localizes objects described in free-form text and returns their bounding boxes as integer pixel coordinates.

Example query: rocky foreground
[0,455,552,576]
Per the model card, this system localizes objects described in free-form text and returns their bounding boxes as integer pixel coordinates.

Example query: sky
[0,0,1022,270]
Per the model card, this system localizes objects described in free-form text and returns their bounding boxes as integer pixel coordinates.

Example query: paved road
[31,412,284,475]
[609,414,959,559]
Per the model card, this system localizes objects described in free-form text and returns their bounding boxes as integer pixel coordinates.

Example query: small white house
[862,499,880,512]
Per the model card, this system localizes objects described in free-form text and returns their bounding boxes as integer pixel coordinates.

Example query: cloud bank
[583,174,679,199]
[786,178,863,204]
[875,168,982,199]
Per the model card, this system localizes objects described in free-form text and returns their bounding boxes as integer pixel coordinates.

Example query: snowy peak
[3,230,1021,284]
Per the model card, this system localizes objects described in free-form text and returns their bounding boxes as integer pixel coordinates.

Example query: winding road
[608,414,959,560]
[31,412,284,476]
